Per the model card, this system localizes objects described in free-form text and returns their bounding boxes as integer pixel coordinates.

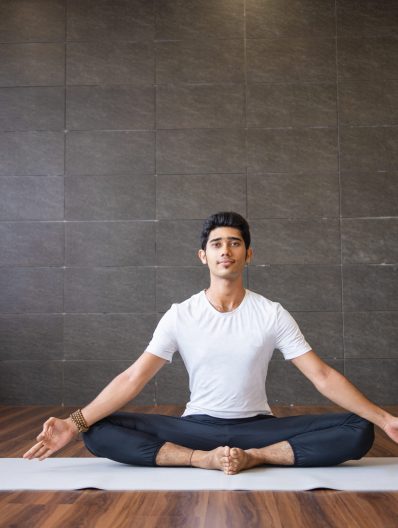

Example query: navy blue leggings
[82,411,374,468]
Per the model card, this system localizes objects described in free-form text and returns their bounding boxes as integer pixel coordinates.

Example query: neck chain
[205,289,243,313]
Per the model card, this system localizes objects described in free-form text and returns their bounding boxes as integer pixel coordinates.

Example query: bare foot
[191,446,231,472]
[225,447,264,475]
[191,446,264,475]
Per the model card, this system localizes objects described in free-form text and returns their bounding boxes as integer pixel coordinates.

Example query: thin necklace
[205,289,243,313]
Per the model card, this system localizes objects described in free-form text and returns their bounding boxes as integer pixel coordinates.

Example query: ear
[245,247,253,264]
[198,249,207,265]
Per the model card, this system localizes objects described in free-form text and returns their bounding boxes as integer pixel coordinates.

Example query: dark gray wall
[0,0,397,406]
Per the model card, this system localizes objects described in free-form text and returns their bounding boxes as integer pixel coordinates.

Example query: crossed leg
[83,411,374,474]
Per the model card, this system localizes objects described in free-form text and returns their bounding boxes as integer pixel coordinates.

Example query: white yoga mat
[1,458,398,491]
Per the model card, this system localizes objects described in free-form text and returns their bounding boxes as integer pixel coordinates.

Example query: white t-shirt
[146,289,312,418]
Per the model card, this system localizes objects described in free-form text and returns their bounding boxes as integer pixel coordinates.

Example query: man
[24,212,398,475]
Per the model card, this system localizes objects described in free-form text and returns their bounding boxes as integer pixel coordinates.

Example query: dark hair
[200,212,251,250]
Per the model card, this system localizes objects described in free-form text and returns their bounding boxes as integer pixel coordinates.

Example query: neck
[205,277,245,312]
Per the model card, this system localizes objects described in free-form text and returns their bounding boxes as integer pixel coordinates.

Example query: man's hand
[23,417,79,461]
[383,417,398,444]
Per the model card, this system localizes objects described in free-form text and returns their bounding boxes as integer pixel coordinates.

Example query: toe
[230,461,239,471]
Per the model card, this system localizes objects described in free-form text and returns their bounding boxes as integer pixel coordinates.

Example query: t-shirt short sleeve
[275,303,312,360]
[145,304,178,363]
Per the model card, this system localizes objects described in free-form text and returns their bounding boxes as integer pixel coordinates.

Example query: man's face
[198,226,252,279]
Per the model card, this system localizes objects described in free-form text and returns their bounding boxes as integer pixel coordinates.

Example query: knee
[348,414,375,457]
[82,421,107,457]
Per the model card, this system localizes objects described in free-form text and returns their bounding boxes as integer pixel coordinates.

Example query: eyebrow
[208,236,243,243]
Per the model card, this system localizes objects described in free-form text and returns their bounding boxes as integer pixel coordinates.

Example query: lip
[218,260,234,264]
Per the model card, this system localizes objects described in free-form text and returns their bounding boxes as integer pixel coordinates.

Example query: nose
[220,243,231,256]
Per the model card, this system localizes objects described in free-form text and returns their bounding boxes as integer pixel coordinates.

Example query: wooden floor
[1,404,397,528]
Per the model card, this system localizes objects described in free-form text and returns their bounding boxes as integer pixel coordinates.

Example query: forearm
[315,368,393,430]
[65,352,166,433]
[69,371,142,430]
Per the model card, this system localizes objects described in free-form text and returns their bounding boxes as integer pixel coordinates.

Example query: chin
[216,270,241,279]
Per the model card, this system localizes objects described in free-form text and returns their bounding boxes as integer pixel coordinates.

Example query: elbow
[114,371,144,402]
[123,369,147,395]
[312,365,335,393]
[122,369,139,387]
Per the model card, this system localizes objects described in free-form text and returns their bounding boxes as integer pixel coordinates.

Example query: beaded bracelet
[70,409,89,433]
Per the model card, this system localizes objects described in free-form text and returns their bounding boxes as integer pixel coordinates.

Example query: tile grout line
[2,34,393,44]
[334,0,346,374]
[243,0,249,291]
[62,0,67,407]
[153,0,159,407]
[3,124,398,134]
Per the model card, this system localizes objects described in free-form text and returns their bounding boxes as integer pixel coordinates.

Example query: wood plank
[0,405,397,528]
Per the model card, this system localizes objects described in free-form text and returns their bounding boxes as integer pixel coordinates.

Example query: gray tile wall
[0,0,397,406]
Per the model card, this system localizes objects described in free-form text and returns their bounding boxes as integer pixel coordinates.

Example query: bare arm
[23,351,167,460]
[76,351,167,428]
[291,350,398,443]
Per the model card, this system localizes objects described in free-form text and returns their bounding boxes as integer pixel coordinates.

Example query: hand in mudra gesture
[23,417,78,461]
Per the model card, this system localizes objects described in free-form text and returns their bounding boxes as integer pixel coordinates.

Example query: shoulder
[245,289,280,313]
[155,294,201,334]
[176,290,204,308]
[170,290,205,317]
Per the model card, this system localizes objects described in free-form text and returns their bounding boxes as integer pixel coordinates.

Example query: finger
[36,419,54,441]
[38,429,52,443]
[37,446,52,460]
[45,425,54,439]
[28,443,43,458]
[24,441,47,459]
[44,420,54,433]
[38,449,53,461]
[32,444,50,460]
[44,417,55,427]
[23,443,40,458]
[37,425,53,442]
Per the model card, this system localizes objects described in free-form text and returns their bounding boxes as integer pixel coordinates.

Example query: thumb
[36,417,56,441]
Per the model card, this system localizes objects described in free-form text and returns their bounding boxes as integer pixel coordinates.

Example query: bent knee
[348,415,375,457]
[82,423,106,457]
[359,419,375,450]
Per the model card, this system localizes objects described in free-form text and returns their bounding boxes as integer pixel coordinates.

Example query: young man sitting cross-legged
[24,212,398,474]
